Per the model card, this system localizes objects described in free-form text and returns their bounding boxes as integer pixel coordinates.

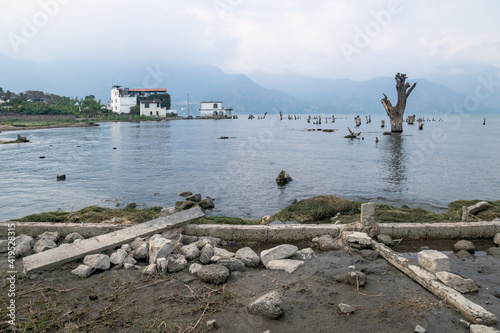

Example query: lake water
[1,114,499,221]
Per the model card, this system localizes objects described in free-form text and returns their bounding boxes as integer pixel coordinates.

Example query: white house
[108,86,168,114]
[139,100,177,117]
[199,101,233,118]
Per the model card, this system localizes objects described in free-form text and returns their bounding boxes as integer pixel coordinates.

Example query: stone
[360,249,378,261]
[186,193,202,203]
[235,247,261,267]
[189,263,203,276]
[200,244,214,264]
[456,250,474,260]
[247,290,285,319]
[71,264,93,278]
[345,232,372,249]
[266,259,304,273]
[338,303,356,314]
[110,249,128,266]
[121,244,132,253]
[124,255,137,265]
[143,263,157,275]
[360,202,376,226]
[468,201,489,215]
[178,191,193,197]
[293,248,316,260]
[157,257,168,273]
[83,254,110,270]
[454,240,475,253]
[414,324,427,333]
[175,200,197,211]
[213,247,235,258]
[0,240,8,253]
[206,319,218,330]
[418,250,450,273]
[181,235,198,245]
[315,235,338,251]
[160,207,177,217]
[180,243,200,260]
[261,215,271,225]
[199,197,215,210]
[57,174,66,181]
[147,234,163,243]
[124,263,136,270]
[15,234,34,257]
[212,257,246,272]
[197,264,230,284]
[377,234,395,247]
[276,170,292,185]
[435,272,479,294]
[33,239,57,253]
[337,271,367,287]
[469,324,500,333]
[130,237,145,250]
[148,238,175,264]
[38,231,60,243]
[195,237,222,249]
[230,271,243,281]
[486,247,500,258]
[260,244,298,267]
[167,254,187,272]
[133,243,149,260]
[493,233,500,246]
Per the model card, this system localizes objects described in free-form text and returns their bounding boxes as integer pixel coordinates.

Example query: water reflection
[380,133,408,193]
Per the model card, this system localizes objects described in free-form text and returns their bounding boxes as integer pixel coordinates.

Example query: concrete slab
[302,225,341,239]
[460,222,497,239]
[418,250,450,273]
[22,207,204,275]
[267,225,304,242]
[231,226,268,242]
[0,222,127,238]
[426,223,461,239]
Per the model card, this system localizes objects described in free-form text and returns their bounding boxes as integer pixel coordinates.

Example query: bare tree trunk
[381,73,417,133]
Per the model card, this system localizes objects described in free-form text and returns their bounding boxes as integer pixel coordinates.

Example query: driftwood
[372,241,497,325]
[344,127,361,139]
[381,73,416,132]
[407,114,416,124]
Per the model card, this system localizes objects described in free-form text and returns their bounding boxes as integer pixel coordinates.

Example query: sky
[1,0,500,82]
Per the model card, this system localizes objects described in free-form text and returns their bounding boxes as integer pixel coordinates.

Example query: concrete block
[361,202,376,226]
[267,225,304,242]
[426,223,461,239]
[22,207,204,275]
[459,222,497,239]
[418,250,450,273]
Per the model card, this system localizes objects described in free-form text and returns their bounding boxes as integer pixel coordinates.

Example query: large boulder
[148,238,175,264]
[235,247,261,267]
[15,234,34,257]
[180,243,200,260]
[83,254,110,270]
[435,272,478,294]
[266,259,304,273]
[38,231,60,243]
[197,264,230,284]
[247,290,285,319]
[260,244,298,267]
[200,244,214,264]
[33,239,57,253]
[167,254,188,273]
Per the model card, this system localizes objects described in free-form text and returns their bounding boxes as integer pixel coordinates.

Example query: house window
[213,103,218,108]
[150,111,152,115]
[157,103,160,107]
[145,103,150,108]
[213,111,217,116]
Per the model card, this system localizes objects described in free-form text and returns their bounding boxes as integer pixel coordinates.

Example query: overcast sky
[1,0,499,81]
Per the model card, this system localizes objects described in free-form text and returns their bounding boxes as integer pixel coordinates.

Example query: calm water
[1,114,499,221]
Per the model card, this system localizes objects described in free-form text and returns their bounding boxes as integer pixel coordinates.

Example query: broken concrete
[260,244,298,267]
[418,250,450,273]
[435,271,479,294]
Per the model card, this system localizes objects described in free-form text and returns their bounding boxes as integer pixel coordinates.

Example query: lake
[1,113,499,221]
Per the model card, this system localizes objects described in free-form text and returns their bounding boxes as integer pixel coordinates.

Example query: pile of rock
[172,192,215,213]
[0,231,85,258]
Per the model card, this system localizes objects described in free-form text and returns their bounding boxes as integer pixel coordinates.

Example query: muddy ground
[1,239,499,333]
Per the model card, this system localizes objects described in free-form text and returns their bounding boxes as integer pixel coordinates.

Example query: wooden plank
[22,207,204,275]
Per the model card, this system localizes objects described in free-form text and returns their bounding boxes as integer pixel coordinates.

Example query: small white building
[140,100,177,117]
[199,101,233,118]
[108,86,168,114]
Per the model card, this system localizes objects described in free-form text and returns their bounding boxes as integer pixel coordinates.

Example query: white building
[108,86,168,114]
[199,101,233,118]
[139,100,177,117]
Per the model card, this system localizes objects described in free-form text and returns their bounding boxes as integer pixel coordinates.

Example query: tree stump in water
[407,114,416,124]
[381,120,385,127]
[344,127,361,139]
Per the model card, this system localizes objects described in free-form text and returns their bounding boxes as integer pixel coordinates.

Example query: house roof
[129,88,167,92]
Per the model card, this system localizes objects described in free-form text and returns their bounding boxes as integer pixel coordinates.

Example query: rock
[315,235,338,251]
[121,244,132,253]
[230,271,243,281]
[345,232,372,249]
[110,249,128,266]
[337,271,367,287]
[260,244,298,267]
[206,319,218,330]
[83,254,110,270]
[181,235,198,245]
[15,234,34,257]
[266,259,304,273]
[180,243,200,260]
[133,243,149,260]
[261,215,271,225]
[486,247,500,258]
[235,247,261,267]
[195,237,222,249]
[247,290,285,319]
[186,193,202,203]
[147,234,163,243]
[124,255,137,265]
[57,174,66,181]
[175,200,197,211]
[468,201,489,215]
[213,247,235,258]
[418,250,450,273]
[130,237,145,250]
[293,248,316,260]
[200,244,214,264]
[71,264,93,278]
[148,238,175,264]
[178,191,193,197]
[167,254,187,272]
[38,231,60,243]
[360,249,378,261]
[338,303,356,314]
[143,264,157,275]
[456,250,474,260]
[33,239,57,253]
[276,170,292,185]
[189,263,203,276]
[0,240,8,253]
[124,263,136,270]
[197,264,230,284]
[212,257,246,272]
[377,234,395,247]
[493,233,500,246]
[160,207,177,217]
[414,324,427,333]
[469,324,500,333]
[454,240,475,253]
[199,197,215,210]
[435,271,479,294]
[157,257,168,273]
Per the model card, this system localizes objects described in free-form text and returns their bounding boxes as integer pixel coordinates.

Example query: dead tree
[344,127,361,139]
[381,73,417,132]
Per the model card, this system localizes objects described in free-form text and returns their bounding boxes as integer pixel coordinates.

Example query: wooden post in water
[381,120,385,127]
[418,118,424,130]
[483,118,486,125]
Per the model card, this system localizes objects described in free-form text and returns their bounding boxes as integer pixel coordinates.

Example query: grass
[196,216,260,225]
